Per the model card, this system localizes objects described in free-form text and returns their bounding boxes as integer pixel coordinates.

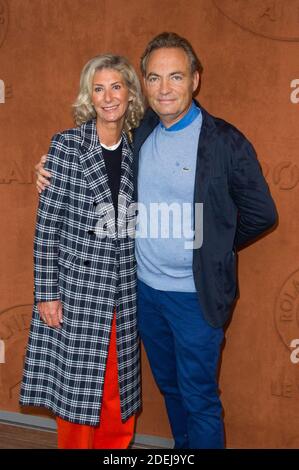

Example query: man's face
[143,47,199,127]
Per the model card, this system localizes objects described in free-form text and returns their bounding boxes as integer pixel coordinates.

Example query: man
[35,32,277,448]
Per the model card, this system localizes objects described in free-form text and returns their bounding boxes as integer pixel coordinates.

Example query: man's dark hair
[140,32,203,77]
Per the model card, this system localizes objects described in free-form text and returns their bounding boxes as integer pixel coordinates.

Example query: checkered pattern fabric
[20,120,141,425]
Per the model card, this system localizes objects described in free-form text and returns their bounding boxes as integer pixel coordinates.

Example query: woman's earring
[131,110,137,127]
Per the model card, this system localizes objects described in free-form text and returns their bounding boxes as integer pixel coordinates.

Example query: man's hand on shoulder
[35,155,52,193]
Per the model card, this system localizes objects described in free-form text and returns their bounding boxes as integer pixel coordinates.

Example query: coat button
[88,230,94,235]
[83,260,90,266]
[93,201,97,207]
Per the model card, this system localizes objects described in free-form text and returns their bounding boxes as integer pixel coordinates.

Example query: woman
[20,54,144,449]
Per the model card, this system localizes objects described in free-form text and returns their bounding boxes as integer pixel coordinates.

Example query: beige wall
[0,0,299,447]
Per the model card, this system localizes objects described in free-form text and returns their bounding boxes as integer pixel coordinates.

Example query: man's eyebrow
[169,71,185,76]
[146,72,160,78]
[146,71,185,78]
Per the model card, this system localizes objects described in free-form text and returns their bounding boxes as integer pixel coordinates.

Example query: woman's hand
[35,155,51,193]
[37,300,63,328]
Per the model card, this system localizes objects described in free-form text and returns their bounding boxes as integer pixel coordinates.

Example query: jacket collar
[79,118,132,152]
[79,118,102,151]
[78,119,133,209]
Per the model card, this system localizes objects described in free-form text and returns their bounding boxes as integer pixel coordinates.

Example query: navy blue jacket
[133,104,278,328]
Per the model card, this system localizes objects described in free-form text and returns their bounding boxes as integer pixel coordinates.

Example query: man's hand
[35,155,51,193]
[37,300,63,328]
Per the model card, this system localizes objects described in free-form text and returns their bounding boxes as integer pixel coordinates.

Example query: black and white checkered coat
[20,119,141,425]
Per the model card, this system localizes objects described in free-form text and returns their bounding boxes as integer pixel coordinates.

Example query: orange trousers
[56,314,135,449]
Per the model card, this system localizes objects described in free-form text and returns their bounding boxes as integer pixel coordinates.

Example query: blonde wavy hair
[73,54,144,139]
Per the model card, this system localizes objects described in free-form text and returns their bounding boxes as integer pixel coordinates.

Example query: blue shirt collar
[160,101,200,132]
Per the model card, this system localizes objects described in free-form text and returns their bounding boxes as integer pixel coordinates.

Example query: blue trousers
[137,280,224,449]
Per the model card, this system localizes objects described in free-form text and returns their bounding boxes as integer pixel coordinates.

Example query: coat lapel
[119,133,134,200]
[193,105,216,203]
[78,119,113,206]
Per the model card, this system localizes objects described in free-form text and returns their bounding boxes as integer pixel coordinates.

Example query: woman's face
[91,68,131,126]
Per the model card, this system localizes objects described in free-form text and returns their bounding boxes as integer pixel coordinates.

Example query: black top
[102,140,122,218]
